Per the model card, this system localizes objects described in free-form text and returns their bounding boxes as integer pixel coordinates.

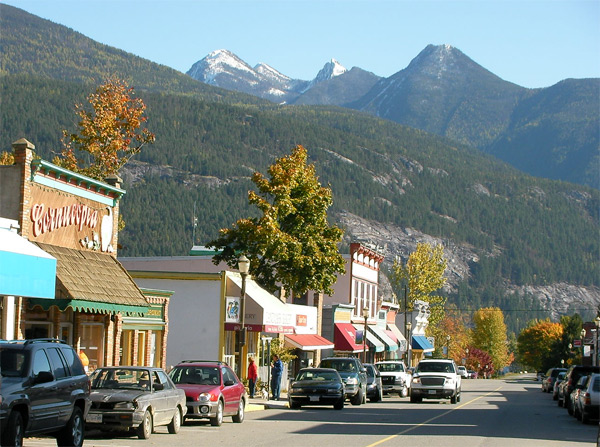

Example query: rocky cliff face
[338,211,600,318]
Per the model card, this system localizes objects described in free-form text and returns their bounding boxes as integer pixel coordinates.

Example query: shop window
[24,321,51,339]
[59,323,73,345]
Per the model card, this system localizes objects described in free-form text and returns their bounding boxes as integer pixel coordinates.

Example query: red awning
[285,334,334,351]
[385,329,398,343]
[334,323,366,353]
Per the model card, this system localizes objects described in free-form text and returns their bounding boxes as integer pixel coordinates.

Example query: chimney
[12,138,35,238]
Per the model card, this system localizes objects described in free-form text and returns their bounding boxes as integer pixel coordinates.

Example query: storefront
[0,139,169,370]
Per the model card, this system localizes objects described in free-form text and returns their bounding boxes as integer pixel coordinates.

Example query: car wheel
[351,389,363,406]
[333,398,344,410]
[232,399,245,423]
[400,386,409,398]
[410,394,422,403]
[451,393,457,404]
[210,400,224,426]
[167,407,181,434]
[57,406,84,447]
[137,410,153,439]
[289,399,301,409]
[581,410,590,424]
[370,387,382,403]
[1,410,24,447]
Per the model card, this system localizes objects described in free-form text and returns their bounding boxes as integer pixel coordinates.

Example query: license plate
[86,413,102,423]
[428,390,437,395]
[309,395,320,402]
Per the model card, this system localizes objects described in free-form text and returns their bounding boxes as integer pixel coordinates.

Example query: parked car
[468,370,478,379]
[410,359,461,404]
[86,366,186,439]
[536,370,545,381]
[169,360,246,426]
[364,363,383,402]
[573,374,599,423]
[542,367,567,392]
[457,366,469,378]
[0,338,91,447]
[375,360,410,397]
[552,371,567,400]
[288,368,345,410]
[319,357,367,405]
[559,365,600,413]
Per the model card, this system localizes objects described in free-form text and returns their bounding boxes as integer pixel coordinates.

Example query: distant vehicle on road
[319,357,367,406]
[457,366,469,378]
[288,368,345,410]
[375,360,410,397]
[364,363,383,402]
[410,359,461,404]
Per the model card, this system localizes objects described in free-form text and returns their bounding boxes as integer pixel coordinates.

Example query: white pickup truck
[375,361,410,397]
[410,359,462,404]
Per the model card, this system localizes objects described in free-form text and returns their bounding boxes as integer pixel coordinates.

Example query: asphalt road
[24,374,598,447]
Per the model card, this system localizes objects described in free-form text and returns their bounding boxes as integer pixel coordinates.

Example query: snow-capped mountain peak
[313,58,347,84]
[187,49,256,84]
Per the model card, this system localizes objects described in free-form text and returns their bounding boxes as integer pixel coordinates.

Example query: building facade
[0,139,169,370]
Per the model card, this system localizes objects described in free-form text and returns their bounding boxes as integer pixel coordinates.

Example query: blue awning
[412,335,434,352]
[0,229,56,299]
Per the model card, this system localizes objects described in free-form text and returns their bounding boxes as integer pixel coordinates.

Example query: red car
[168,360,247,426]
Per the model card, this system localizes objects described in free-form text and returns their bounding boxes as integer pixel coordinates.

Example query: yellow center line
[366,386,503,447]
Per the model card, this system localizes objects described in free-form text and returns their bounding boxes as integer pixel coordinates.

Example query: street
[23,375,597,447]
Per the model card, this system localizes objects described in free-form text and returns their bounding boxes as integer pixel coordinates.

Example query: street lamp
[581,328,587,363]
[595,317,600,367]
[237,254,250,377]
[362,306,369,364]
[407,322,412,368]
[446,335,451,359]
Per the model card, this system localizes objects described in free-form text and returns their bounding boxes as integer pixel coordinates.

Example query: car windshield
[169,366,221,385]
[376,363,404,373]
[297,370,339,381]
[321,360,356,372]
[416,362,454,373]
[0,349,28,377]
[91,368,152,390]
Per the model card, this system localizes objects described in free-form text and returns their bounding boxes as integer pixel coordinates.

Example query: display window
[80,322,105,371]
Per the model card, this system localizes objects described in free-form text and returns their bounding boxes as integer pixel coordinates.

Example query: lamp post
[446,335,451,359]
[595,317,600,367]
[407,322,412,368]
[581,328,587,363]
[237,255,250,378]
[362,306,369,364]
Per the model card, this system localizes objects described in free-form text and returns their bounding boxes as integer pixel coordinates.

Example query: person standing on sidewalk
[270,354,283,400]
[247,357,258,398]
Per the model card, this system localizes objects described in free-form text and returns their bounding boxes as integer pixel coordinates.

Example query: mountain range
[0,4,598,330]
[187,46,599,190]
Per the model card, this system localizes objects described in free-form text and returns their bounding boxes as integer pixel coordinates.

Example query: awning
[353,324,384,353]
[334,323,366,353]
[369,325,398,352]
[227,274,295,334]
[412,335,435,352]
[0,229,56,299]
[387,323,408,352]
[285,334,334,351]
[29,242,148,316]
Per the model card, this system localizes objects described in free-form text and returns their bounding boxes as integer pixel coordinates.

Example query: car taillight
[584,393,591,405]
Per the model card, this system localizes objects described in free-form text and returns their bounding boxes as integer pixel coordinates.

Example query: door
[150,370,169,425]
[221,367,241,414]
[45,347,73,427]
[28,349,60,431]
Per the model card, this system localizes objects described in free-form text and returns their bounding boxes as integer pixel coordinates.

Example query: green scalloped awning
[28,298,147,316]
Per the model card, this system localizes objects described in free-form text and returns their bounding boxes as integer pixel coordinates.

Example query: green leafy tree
[208,145,345,298]
[472,307,511,373]
[390,243,448,342]
[54,77,155,180]
[517,319,563,371]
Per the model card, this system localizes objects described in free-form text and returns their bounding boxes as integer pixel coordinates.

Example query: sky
[2,0,599,89]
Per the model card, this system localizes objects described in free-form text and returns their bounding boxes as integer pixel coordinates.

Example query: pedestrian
[270,354,283,401]
[247,356,258,398]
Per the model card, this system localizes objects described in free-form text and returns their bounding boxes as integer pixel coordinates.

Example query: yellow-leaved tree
[390,242,448,348]
[54,77,155,180]
[472,307,511,374]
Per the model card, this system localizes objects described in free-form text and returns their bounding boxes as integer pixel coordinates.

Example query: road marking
[366,386,503,447]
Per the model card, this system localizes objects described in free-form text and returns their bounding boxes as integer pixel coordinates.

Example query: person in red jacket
[247,356,258,398]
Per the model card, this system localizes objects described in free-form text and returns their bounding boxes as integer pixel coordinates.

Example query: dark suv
[319,357,367,405]
[0,339,91,447]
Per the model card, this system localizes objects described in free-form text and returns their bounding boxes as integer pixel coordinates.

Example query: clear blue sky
[2,0,599,88]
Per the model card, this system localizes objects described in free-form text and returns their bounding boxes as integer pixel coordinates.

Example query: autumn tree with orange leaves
[517,319,564,371]
[54,78,154,180]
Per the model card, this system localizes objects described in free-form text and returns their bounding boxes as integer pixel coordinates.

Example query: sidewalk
[246,393,288,411]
